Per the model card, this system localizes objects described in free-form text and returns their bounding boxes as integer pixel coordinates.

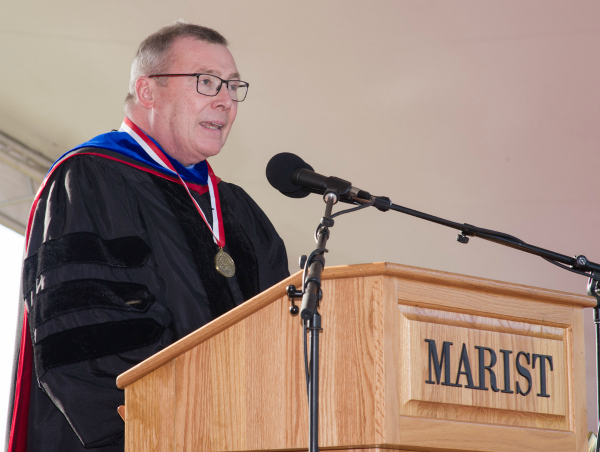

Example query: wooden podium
[116,262,595,452]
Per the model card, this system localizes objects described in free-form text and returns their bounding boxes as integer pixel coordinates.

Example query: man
[7,22,289,452]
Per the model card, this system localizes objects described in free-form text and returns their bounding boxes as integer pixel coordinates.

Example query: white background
[0,225,24,446]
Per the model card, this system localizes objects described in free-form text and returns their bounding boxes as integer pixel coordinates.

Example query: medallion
[215,248,236,278]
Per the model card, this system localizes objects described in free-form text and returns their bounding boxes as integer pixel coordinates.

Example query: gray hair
[124,21,228,112]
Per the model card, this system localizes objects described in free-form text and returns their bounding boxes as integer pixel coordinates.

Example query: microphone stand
[287,189,339,452]
[588,280,600,452]
[285,187,600,451]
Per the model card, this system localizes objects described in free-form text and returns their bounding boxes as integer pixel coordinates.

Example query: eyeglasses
[148,73,249,102]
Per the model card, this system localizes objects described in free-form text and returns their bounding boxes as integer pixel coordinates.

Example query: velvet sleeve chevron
[21,155,175,450]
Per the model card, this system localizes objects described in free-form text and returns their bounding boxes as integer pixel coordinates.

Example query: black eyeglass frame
[148,73,250,102]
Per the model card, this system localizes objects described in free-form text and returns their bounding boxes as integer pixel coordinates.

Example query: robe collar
[49,118,209,185]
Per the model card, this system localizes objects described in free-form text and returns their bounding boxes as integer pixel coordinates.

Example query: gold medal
[215,247,236,278]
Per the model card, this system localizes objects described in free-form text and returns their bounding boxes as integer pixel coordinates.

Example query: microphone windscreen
[266,152,314,198]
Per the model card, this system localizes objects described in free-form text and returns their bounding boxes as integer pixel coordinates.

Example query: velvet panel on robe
[7,152,289,452]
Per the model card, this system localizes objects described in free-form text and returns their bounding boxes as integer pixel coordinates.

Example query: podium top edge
[324,262,596,308]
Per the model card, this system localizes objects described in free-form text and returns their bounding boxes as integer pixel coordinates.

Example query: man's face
[151,37,239,165]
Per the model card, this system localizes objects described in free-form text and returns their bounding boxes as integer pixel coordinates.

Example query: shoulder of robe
[45,152,155,188]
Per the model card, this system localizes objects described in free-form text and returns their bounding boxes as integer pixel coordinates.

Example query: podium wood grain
[118,262,594,452]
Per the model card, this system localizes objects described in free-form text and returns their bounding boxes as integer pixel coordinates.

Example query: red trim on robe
[10,150,215,451]
[7,314,32,452]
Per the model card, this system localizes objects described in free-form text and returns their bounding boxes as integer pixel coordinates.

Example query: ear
[135,77,155,109]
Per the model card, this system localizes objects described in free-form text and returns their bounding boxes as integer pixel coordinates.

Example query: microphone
[266,152,372,202]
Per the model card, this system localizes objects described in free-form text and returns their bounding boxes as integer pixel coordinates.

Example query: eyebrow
[194,67,241,80]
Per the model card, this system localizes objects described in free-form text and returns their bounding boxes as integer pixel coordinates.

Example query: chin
[195,147,222,161]
[203,139,227,153]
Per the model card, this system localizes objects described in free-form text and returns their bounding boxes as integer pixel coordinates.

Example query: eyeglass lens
[196,74,248,102]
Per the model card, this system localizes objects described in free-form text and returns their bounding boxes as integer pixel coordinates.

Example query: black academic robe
[7,149,289,451]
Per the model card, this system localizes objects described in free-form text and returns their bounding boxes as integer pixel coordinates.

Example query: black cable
[541,257,591,277]
[462,222,523,243]
[474,231,580,267]
[302,248,328,293]
[330,198,376,219]
[313,224,330,242]
[303,320,310,402]
[388,202,468,232]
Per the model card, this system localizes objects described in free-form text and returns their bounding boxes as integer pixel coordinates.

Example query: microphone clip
[286,285,302,316]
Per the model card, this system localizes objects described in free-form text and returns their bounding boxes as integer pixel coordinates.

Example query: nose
[211,83,233,110]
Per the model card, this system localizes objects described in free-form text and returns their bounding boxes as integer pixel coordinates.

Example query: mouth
[200,121,224,131]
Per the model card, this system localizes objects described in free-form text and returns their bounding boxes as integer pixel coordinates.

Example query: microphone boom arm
[380,198,600,275]
[367,195,600,450]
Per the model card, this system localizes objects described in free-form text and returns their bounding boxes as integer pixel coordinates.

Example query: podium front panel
[119,263,592,452]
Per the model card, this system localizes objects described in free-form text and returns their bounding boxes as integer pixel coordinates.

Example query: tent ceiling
[0,131,53,233]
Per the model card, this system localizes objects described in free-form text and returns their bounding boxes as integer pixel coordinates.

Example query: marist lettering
[424,339,554,398]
